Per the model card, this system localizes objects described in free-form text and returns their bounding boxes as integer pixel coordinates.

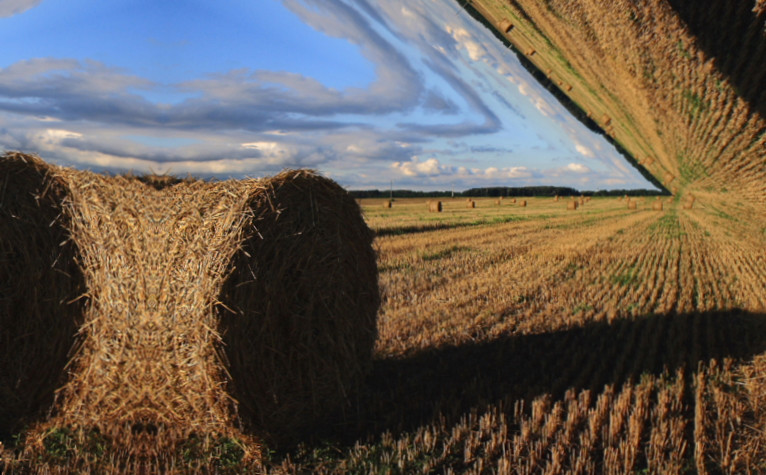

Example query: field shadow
[667,0,766,118]
[309,309,766,446]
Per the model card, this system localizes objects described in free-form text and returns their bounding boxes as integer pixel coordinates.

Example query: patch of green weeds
[420,245,470,262]
[611,266,639,287]
[572,303,594,314]
[682,89,709,117]
[43,427,74,460]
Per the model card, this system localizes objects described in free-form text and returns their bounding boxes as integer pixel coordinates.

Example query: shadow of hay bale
[217,170,379,445]
[0,153,87,439]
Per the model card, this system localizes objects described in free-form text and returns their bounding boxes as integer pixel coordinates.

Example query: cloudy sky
[0,0,654,191]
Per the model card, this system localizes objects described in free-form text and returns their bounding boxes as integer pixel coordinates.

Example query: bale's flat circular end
[218,169,379,444]
[0,153,87,439]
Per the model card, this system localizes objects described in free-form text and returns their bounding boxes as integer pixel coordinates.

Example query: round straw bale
[218,170,379,444]
[0,153,87,439]
[467,200,475,208]
[652,201,663,211]
[499,19,514,33]
[382,199,392,208]
[554,195,560,202]
[628,200,637,210]
[519,200,527,207]
[429,200,442,212]
[567,200,578,210]
[495,199,501,206]
[510,198,516,204]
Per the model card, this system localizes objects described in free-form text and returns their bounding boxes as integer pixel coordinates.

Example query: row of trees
[349,186,666,199]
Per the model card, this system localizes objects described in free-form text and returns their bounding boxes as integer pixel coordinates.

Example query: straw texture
[1,153,379,471]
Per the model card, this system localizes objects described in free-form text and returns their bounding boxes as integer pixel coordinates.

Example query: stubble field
[268,196,766,474]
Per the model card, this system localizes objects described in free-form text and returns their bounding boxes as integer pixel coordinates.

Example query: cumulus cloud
[564,162,590,173]
[0,0,43,17]
[392,157,447,177]
[574,142,594,157]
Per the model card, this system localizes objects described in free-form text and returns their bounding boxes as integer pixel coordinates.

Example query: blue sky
[0,0,654,191]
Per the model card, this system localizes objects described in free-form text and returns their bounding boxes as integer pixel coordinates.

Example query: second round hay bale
[218,170,379,444]
[428,200,442,212]
[382,199,392,208]
[628,200,637,210]
[652,201,664,211]
[467,200,476,208]
[519,200,527,207]
[567,200,579,210]
[0,153,87,439]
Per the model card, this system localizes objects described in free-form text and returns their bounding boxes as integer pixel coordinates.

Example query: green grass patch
[420,245,471,262]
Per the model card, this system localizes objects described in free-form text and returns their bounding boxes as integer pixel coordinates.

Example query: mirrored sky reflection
[0,0,655,191]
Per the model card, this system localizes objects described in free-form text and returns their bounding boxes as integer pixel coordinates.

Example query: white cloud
[565,163,590,173]
[446,25,487,61]
[392,156,446,177]
[0,0,42,17]
[574,142,594,157]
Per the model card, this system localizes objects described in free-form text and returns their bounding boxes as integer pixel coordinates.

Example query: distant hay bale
[652,201,664,211]
[527,49,536,56]
[429,200,443,212]
[644,157,655,166]
[510,198,517,203]
[383,199,392,208]
[495,199,502,206]
[554,195,560,201]
[602,114,612,126]
[2,153,379,467]
[567,201,579,210]
[664,171,676,183]
[579,197,585,206]
[628,200,637,210]
[467,200,476,208]
[519,200,527,207]
[565,84,573,91]
[499,19,514,33]
[585,196,591,202]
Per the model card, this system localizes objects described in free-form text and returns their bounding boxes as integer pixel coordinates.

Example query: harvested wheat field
[257,195,765,473]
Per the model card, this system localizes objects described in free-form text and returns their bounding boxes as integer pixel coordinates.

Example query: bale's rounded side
[0,153,87,439]
[217,170,379,444]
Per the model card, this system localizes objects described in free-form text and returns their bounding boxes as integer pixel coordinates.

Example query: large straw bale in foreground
[0,153,87,440]
[0,153,379,469]
[218,170,379,443]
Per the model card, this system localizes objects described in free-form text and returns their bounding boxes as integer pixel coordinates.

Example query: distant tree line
[349,187,666,199]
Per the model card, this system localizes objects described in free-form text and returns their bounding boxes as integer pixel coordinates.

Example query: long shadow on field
[374,215,529,238]
[668,0,766,118]
[321,309,766,445]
